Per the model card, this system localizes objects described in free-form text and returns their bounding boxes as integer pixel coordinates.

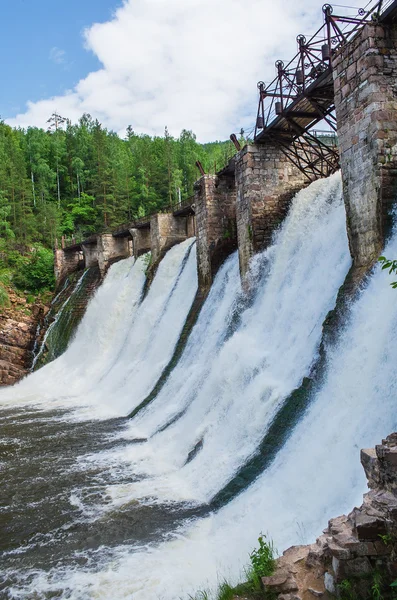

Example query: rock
[324,572,336,595]
[262,572,289,589]
[361,448,379,488]
[0,288,49,385]
[354,513,387,540]
[308,588,323,597]
[332,556,373,580]
[260,434,397,600]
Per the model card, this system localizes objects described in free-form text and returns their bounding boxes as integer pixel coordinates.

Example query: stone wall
[54,248,82,283]
[235,144,306,279]
[82,241,98,269]
[187,214,196,238]
[130,227,151,258]
[194,173,237,290]
[150,213,190,263]
[334,22,397,268]
[97,234,130,275]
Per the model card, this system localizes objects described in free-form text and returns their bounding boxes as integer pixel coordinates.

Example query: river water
[1,173,397,599]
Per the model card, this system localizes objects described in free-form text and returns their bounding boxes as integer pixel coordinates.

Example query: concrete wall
[97,234,130,275]
[334,22,397,268]
[130,227,151,258]
[235,144,306,279]
[150,213,190,263]
[194,173,237,291]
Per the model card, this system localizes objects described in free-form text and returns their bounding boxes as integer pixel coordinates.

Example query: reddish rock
[0,289,48,386]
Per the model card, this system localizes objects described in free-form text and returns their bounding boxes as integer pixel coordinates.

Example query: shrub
[13,246,55,293]
[249,533,276,579]
[0,284,10,308]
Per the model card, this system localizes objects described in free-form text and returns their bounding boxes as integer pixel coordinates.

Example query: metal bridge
[254,0,397,181]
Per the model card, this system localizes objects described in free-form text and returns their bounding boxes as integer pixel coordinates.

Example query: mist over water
[1,173,397,599]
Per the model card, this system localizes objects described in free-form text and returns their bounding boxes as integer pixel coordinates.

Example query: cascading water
[0,238,197,418]
[31,270,90,370]
[78,173,351,507]
[1,173,396,600]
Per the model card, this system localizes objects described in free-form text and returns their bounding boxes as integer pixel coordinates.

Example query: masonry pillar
[334,21,397,268]
[150,213,190,263]
[130,227,151,258]
[187,214,196,238]
[97,233,130,275]
[194,172,237,291]
[82,241,98,269]
[235,144,306,279]
[54,248,82,283]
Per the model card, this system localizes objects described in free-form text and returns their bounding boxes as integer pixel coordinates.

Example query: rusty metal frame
[253,0,393,179]
[255,1,389,137]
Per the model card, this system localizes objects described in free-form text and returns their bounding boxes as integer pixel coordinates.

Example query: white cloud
[8,0,333,141]
[49,46,67,65]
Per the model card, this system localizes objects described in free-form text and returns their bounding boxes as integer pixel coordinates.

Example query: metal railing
[63,196,195,249]
[254,0,393,139]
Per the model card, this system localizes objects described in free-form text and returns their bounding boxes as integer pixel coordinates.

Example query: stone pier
[97,234,130,275]
[334,21,397,268]
[194,171,237,290]
[235,144,306,279]
[81,240,98,269]
[54,248,82,283]
[150,213,192,263]
[130,227,151,258]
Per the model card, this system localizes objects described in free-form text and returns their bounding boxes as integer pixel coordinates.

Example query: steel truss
[253,0,392,179]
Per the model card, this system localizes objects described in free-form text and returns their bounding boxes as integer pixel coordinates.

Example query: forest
[0,113,237,298]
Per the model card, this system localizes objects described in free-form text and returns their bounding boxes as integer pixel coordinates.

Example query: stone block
[194,171,237,291]
[334,20,397,267]
[235,143,305,280]
[355,513,387,540]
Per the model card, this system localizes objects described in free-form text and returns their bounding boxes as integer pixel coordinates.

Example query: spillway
[1,173,397,600]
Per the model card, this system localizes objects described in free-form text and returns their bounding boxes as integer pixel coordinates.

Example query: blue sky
[3,0,340,141]
[0,0,121,120]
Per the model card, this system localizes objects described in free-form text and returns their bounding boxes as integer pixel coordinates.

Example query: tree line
[0,113,237,250]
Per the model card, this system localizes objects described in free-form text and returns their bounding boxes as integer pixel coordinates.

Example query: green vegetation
[0,114,237,298]
[379,256,397,288]
[338,570,397,600]
[190,534,276,600]
[379,533,394,546]
[0,283,10,308]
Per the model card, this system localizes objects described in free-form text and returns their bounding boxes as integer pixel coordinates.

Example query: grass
[189,534,276,600]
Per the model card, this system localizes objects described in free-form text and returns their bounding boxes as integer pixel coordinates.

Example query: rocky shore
[258,434,397,600]
[0,289,48,386]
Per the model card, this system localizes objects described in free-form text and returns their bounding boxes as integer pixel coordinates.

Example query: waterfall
[77,173,350,508]
[31,270,89,370]
[0,239,198,419]
[2,173,397,600]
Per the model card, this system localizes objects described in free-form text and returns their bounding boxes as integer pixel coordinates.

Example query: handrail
[254,0,393,139]
[62,196,195,250]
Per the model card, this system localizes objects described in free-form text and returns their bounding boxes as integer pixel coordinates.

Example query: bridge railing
[98,196,195,238]
[254,0,390,140]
